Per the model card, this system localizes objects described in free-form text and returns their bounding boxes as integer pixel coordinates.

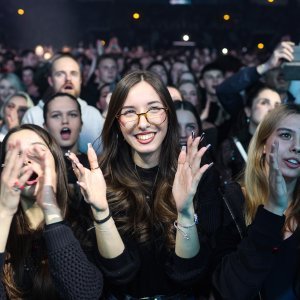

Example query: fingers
[87,143,99,170]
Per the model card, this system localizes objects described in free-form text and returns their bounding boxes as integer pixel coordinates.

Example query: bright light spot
[101,40,106,46]
[17,9,25,15]
[242,47,248,53]
[222,48,228,55]
[267,0,274,3]
[44,52,52,60]
[223,14,230,21]
[183,34,190,42]
[133,13,140,20]
[257,43,264,49]
[35,45,44,56]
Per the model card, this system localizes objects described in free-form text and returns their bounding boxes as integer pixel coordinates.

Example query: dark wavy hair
[99,70,180,248]
[0,124,69,299]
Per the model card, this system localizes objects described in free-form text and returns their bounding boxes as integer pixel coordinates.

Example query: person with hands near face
[67,70,214,299]
[0,124,103,300]
[213,104,300,300]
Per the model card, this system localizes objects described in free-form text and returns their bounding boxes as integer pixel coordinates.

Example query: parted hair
[0,124,69,299]
[99,70,180,248]
[243,103,300,228]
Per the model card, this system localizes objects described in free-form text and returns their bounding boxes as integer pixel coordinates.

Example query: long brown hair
[0,124,69,299]
[99,70,180,248]
[243,104,300,228]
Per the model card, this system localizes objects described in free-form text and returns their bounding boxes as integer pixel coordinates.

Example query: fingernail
[206,144,211,150]
[208,162,214,168]
[64,152,70,157]
[76,181,80,185]
[182,145,186,152]
[192,131,195,140]
[88,143,92,148]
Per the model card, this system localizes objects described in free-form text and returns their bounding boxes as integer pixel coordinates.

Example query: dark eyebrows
[122,100,162,109]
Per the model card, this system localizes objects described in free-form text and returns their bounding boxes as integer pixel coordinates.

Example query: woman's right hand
[66,143,108,212]
[0,141,33,217]
[265,141,288,215]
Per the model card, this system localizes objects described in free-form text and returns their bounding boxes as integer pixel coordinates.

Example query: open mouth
[60,127,71,140]
[62,83,74,90]
[26,171,39,185]
[285,158,300,169]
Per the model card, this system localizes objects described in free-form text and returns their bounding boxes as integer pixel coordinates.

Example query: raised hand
[172,135,213,215]
[265,141,288,215]
[266,41,294,69]
[0,141,33,216]
[66,143,108,212]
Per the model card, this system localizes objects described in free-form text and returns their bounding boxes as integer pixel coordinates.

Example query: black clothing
[213,182,300,300]
[0,222,103,300]
[95,166,222,299]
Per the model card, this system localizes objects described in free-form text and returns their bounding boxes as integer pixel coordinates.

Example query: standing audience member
[0,124,103,299]
[67,70,213,299]
[213,104,300,299]
[21,53,104,154]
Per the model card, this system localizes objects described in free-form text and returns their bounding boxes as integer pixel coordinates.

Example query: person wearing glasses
[66,70,214,299]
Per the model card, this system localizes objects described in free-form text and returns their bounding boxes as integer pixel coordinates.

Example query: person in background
[0,91,34,141]
[213,104,300,299]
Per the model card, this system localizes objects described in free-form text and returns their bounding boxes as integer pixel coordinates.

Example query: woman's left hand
[172,136,213,215]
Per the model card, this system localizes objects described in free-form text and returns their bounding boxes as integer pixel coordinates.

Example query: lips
[284,158,300,169]
[60,127,71,140]
[62,82,74,91]
[135,132,155,144]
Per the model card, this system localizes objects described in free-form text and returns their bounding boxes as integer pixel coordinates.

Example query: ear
[48,76,53,87]
[244,106,251,118]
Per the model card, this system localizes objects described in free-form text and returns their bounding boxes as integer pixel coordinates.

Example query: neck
[248,121,257,135]
[21,199,44,230]
[133,151,160,169]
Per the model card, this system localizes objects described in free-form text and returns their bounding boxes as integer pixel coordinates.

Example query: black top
[95,165,220,299]
[0,223,103,300]
[213,182,300,300]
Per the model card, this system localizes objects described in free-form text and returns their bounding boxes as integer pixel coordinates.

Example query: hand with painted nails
[265,141,288,216]
[66,143,108,212]
[0,142,33,216]
[172,135,213,215]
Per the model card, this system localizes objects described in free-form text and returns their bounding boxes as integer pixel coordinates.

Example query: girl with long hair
[0,124,103,299]
[67,70,213,299]
[213,104,300,299]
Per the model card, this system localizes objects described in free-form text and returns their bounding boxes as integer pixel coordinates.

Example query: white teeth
[288,159,299,165]
[136,133,154,140]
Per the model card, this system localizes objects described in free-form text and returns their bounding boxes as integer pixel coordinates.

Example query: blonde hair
[243,104,300,229]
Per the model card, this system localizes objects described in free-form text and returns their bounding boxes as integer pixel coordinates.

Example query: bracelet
[93,211,111,224]
[176,213,198,228]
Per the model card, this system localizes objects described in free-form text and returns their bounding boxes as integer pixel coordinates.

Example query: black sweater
[213,182,300,300]
[0,223,103,300]
[94,165,222,299]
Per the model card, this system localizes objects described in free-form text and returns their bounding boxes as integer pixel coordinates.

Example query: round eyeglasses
[117,107,168,129]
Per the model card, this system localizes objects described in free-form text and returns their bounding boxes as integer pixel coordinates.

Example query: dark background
[0,0,299,51]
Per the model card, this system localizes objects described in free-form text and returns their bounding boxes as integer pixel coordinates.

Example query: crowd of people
[0,37,299,300]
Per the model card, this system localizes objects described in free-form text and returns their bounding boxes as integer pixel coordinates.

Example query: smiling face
[118,80,168,167]
[48,56,82,97]
[0,79,17,103]
[6,129,56,199]
[264,114,300,182]
[44,95,82,152]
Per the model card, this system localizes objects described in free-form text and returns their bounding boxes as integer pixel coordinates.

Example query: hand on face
[172,135,213,215]
[0,142,33,216]
[66,143,108,212]
[266,141,289,215]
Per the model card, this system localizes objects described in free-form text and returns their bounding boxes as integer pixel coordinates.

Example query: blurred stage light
[182,34,190,41]
[44,52,52,60]
[222,48,228,55]
[257,43,264,49]
[223,14,230,21]
[17,9,25,15]
[133,12,140,20]
[35,45,44,56]
[267,0,275,3]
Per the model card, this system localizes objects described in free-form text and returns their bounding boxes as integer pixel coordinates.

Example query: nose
[62,115,69,124]
[179,125,186,138]
[291,138,300,154]
[137,114,150,129]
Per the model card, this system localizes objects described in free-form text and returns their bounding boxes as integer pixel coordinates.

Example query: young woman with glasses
[67,70,213,299]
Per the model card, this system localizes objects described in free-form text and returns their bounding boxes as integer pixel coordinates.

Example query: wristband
[93,211,111,224]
